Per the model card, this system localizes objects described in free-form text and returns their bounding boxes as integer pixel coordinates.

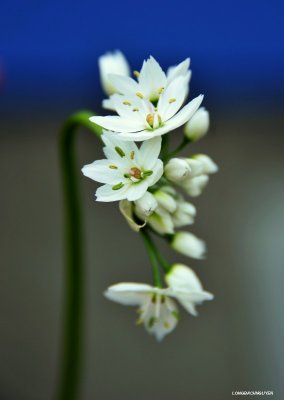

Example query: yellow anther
[123,100,131,106]
[136,92,144,99]
[133,70,140,77]
[168,98,176,104]
[146,113,154,127]
[130,150,135,160]
[158,86,165,94]
[164,321,171,329]
[132,107,139,112]
[109,164,118,169]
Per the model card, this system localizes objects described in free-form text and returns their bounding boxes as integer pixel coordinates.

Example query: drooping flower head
[82,131,163,202]
[105,264,213,340]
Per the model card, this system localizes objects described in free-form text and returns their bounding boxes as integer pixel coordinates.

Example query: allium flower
[90,57,203,141]
[105,266,213,340]
[102,55,192,109]
[82,132,163,202]
[98,51,130,96]
[171,231,206,259]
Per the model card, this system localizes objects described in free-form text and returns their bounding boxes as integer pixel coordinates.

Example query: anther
[136,92,144,99]
[168,98,176,104]
[115,146,125,157]
[109,164,118,169]
[123,100,131,106]
[112,182,124,191]
[130,150,135,160]
[133,70,140,77]
[132,107,139,112]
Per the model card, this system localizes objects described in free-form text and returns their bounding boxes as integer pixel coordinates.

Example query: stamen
[142,170,153,177]
[123,100,131,106]
[133,70,140,77]
[136,92,144,99]
[164,321,171,329]
[115,146,125,157]
[148,316,157,328]
[109,164,118,169]
[130,150,135,160]
[168,98,176,104]
[112,182,124,191]
[124,173,131,178]
[132,107,139,112]
[158,86,165,94]
[146,113,154,127]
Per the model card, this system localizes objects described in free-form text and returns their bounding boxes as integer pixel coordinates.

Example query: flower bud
[98,51,130,95]
[171,232,206,259]
[148,207,174,235]
[184,107,209,141]
[154,189,177,213]
[172,200,196,228]
[134,192,158,218]
[184,158,204,177]
[193,154,218,174]
[164,158,191,182]
[183,175,209,197]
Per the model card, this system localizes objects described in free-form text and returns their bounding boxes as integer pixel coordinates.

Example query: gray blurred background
[1,111,283,399]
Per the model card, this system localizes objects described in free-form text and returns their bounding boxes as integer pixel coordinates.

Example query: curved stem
[57,111,102,400]
[140,229,162,288]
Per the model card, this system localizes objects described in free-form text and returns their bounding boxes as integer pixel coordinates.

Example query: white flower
[165,264,214,316]
[171,231,206,259]
[193,154,218,174]
[90,58,203,141]
[184,107,209,141]
[164,158,191,182]
[81,131,163,202]
[154,189,177,213]
[98,51,130,96]
[91,73,203,141]
[103,56,191,109]
[104,277,213,340]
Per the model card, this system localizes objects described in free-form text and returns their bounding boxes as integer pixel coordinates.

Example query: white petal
[139,136,162,169]
[104,283,152,306]
[90,116,145,133]
[167,58,190,84]
[166,264,203,292]
[98,51,130,95]
[95,183,130,202]
[107,74,140,95]
[81,159,123,184]
[158,76,188,121]
[125,180,148,201]
[138,56,167,99]
[147,207,174,235]
[145,159,164,186]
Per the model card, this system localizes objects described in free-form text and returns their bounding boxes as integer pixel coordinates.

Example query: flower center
[130,167,142,180]
[146,112,162,129]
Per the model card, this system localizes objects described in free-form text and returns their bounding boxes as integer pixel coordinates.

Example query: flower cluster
[82,51,218,340]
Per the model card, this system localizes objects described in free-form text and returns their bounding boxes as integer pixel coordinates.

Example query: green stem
[57,111,102,400]
[140,230,162,288]
[163,137,191,162]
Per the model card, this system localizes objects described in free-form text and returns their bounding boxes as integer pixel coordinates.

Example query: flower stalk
[57,111,102,400]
